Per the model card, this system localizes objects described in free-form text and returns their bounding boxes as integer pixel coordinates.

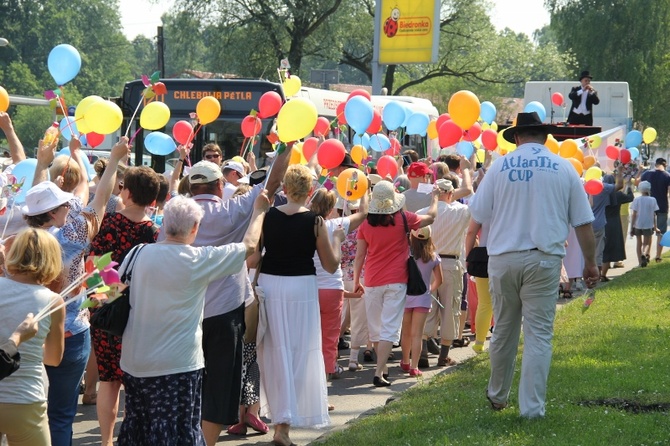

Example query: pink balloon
[551,92,564,107]
[172,121,193,145]
[377,155,398,179]
[314,117,330,137]
[258,91,282,118]
[438,120,463,148]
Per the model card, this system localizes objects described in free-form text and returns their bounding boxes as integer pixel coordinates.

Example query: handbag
[90,244,146,337]
[465,246,489,278]
[401,212,428,296]
[244,240,263,344]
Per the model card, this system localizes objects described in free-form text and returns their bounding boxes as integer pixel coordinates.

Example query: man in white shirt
[469,112,599,418]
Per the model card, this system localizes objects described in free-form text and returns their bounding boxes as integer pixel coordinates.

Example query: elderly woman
[353,180,437,387]
[0,228,65,446]
[117,193,268,446]
[257,165,345,446]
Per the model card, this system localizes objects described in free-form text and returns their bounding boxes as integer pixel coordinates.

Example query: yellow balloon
[643,127,657,144]
[196,96,221,125]
[336,168,368,201]
[448,90,480,130]
[140,101,171,130]
[289,146,304,165]
[481,122,490,131]
[426,120,438,140]
[497,130,515,152]
[588,134,602,150]
[572,147,584,162]
[584,166,603,181]
[84,100,123,135]
[568,158,583,176]
[351,145,367,165]
[277,98,318,143]
[545,136,559,154]
[559,139,578,158]
[490,121,498,131]
[75,95,104,134]
[475,148,486,163]
[283,76,302,97]
[0,86,9,112]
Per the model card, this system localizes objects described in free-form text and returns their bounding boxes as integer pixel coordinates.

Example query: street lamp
[0,38,8,46]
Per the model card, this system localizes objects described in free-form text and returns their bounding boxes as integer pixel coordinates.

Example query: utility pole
[157,26,165,77]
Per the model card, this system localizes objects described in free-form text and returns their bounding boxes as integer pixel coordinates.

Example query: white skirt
[257,274,330,428]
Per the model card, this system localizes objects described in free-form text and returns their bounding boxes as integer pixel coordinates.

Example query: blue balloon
[524,101,546,122]
[48,44,81,86]
[344,96,374,135]
[10,159,38,204]
[353,133,370,149]
[480,101,497,124]
[406,112,429,136]
[369,133,391,152]
[628,147,639,160]
[662,231,670,247]
[145,131,177,156]
[59,117,80,141]
[57,148,94,181]
[625,130,643,149]
[382,101,406,131]
[456,141,474,159]
[401,104,412,128]
[79,134,88,147]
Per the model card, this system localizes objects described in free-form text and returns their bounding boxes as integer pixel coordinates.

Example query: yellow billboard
[378,0,439,64]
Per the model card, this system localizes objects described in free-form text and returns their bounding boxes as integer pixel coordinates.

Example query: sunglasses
[205,153,221,160]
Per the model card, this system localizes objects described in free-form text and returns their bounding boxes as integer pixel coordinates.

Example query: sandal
[561,290,573,299]
[486,390,508,411]
[656,257,663,263]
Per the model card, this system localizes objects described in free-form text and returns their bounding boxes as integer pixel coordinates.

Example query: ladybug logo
[383,7,400,38]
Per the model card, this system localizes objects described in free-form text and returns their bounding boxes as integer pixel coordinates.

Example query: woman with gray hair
[116,193,269,446]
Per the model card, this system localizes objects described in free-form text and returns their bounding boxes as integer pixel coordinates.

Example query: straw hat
[369,180,405,215]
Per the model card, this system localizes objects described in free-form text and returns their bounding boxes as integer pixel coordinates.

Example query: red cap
[407,162,431,178]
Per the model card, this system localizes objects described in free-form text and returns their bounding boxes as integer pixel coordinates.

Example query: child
[630,180,659,267]
[400,226,442,376]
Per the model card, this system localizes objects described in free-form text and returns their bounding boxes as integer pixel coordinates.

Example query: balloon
[75,95,103,135]
[584,179,604,195]
[559,139,578,158]
[436,113,451,130]
[568,158,583,176]
[584,166,603,181]
[78,134,87,146]
[366,110,383,135]
[47,44,81,85]
[404,112,429,136]
[497,130,515,152]
[283,76,302,97]
[258,91,282,118]
[481,129,498,151]
[348,89,372,101]
[463,122,482,142]
[241,115,262,138]
[625,130,642,148]
[172,120,194,145]
[85,101,123,135]
[376,155,398,179]
[59,117,80,141]
[605,145,620,160]
[401,105,413,128]
[661,231,670,247]
[628,147,640,160]
[388,137,401,156]
[317,139,346,169]
[438,120,463,148]
[0,86,9,112]
[572,147,584,163]
[369,133,391,152]
[345,96,374,135]
[196,96,221,125]
[480,101,496,124]
[140,101,171,130]
[448,90,480,130]
[350,145,367,165]
[302,137,319,160]
[86,132,104,148]
[619,148,631,164]
[456,141,474,158]
[643,127,657,144]
[336,102,347,125]
[427,120,438,140]
[289,145,307,165]
[11,159,38,204]
[551,92,564,107]
[545,136,559,154]
[588,134,602,150]
[475,149,486,163]
[337,168,369,201]
[583,155,596,169]
[353,133,370,149]
[524,101,546,122]
[312,116,330,137]
[382,101,406,131]
[276,98,318,143]
[144,131,177,156]
[57,148,94,181]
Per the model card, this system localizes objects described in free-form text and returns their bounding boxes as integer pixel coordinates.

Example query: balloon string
[239,137,249,157]
[0,205,14,241]
[125,92,146,138]
[57,94,77,143]
[128,127,142,146]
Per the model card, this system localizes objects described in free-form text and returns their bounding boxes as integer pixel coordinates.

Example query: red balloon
[258,91,282,118]
[336,102,347,125]
[619,148,631,164]
[376,155,398,179]
[317,139,346,169]
[584,179,604,195]
[463,122,482,142]
[388,137,401,156]
[481,129,498,151]
[347,89,372,101]
[172,120,193,145]
[551,92,564,107]
[366,110,383,135]
[438,120,463,148]
[302,137,319,160]
[605,145,620,160]
[313,117,330,137]
[241,115,262,138]
[86,132,105,148]
[436,113,451,130]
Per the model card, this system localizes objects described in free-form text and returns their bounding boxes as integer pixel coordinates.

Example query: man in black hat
[330,153,358,177]
[567,70,600,126]
[469,112,599,418]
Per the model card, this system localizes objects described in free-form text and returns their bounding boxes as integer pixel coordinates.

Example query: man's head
[503,112,559,146]
[436,173,459,202]
[407,162,432,188]
[438,154,461,173]
[189,160,224,197]
[655,158,667,170]
[330,153,358,177]
[579,70,593,89]
[222,161,245,187]
[202,143,223,166]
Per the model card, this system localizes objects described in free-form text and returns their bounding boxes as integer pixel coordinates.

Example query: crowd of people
[1,107,669,445]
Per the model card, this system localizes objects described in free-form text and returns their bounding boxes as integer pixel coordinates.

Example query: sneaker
[472,343,485,353]
[409,368,423,377]
[338,338,350,350]
[348,362,363,371]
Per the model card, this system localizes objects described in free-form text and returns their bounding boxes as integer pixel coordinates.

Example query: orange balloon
[447,90,480,130]
[583,155,596,169]
[559,139,578,158]
[572,148,584,162]
[427,120,438,139]
[336,168,368,201]
[545,137,559,154]
[568,158,583,176]
[350,145,367,165]
[0,86,9,112]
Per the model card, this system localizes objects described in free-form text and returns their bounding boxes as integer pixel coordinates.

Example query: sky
[119,0,551,40]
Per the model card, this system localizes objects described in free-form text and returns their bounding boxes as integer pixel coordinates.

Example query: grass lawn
[317,261,670,445]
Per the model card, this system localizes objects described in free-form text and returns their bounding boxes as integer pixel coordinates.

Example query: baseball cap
[638,180,652,192]
[189,160,224,184]
[222,161,245,176]
[411,226,432,240]
[22,181,73,216]
[407,162,432,178]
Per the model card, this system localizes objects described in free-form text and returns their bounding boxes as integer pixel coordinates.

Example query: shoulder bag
[401,212,428,296]
[465,246,489,278]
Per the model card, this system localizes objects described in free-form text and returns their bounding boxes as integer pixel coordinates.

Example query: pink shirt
[357,211,421,287]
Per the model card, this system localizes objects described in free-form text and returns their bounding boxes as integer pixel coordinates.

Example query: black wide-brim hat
[580,70,593,80]
[338,153,358,169]
[502,112,560,144]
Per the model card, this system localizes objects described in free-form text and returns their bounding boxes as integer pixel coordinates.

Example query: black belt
[439,254,459,259]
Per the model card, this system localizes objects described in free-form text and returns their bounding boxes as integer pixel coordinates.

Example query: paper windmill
[141,71,167,100]
[79,252,123,309]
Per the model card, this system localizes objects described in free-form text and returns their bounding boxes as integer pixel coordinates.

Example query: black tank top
[260,208,318,276]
